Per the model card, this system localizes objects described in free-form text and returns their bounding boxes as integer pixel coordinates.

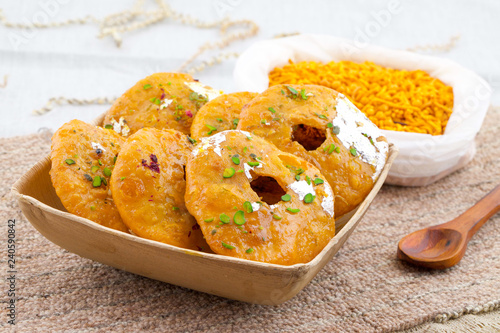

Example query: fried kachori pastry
[185,130,334,265]
[190,92,258,140]
[103,72,222,137]
[50,119,128,232]
[110,128,209,251]
[237,84,388,217]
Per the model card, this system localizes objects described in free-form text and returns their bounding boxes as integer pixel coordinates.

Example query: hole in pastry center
[292,124,326,151]
[250,176,286,205]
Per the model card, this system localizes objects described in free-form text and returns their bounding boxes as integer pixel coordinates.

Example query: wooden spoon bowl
[397,184,500,269]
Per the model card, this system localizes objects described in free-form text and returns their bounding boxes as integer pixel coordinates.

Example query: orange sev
[268,60,454,135]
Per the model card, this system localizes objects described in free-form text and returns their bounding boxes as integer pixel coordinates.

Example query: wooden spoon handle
[446,184,500,240]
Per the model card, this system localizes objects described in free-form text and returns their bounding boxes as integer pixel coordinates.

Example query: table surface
[0,0,499,138]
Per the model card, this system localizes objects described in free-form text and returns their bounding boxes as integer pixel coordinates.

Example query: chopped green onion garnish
[295,175,300,181]
[258,226,263,230]
[232,118,239,129]
[172,206,179,210]
[315,113,328,120]
[350,148,358,156]
[313,178,324,185]
[92,176,101,187]
[211,229,217,235]
[233,210,246,225]
[304,193,315,203]
[243,201,253,213]
[286,207,300,213]
[281,194,291,202]
[113,156,117,164]
[305,175,311,185]
[101,177,107,186]
[327,123,333,128]
[120,177,126,180]
[273,214,282,220]
[103,167,112,177]
[231,155,240,165]
[219,213,230,224]
[90,205,96,211]
[332,126,340,135]
[98,159,103,166]
[222,242,235,250]
[268,107,276,113]
[143,84,152,90]
[84,174,92,181]
[104,124,113,129]
[206,124,217,135]
[91,165,99,173]
[204,217,214,222]
[246,248,254,254]
[65,159,75,165]
[327,144,336,154]
[260,119,266,124]
[223,167,235,178]
[247,161,260,167]
[281,89,285,95]
[187,136,197,144]
[216,118,223,123]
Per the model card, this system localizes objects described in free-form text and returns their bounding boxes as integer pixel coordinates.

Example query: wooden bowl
[12,114,397,305]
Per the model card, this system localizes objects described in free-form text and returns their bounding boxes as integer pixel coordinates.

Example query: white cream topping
[160,99,173,109]
[184,81,223,102]
[110,116,130,137]
[193,131,227,157]
[91,142,106,153]
[288,180,316,201]
[333,94,389,180]
[321,183,334,217]
[251,202,261,212]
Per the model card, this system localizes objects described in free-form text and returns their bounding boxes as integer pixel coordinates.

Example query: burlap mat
[1,108,499,332]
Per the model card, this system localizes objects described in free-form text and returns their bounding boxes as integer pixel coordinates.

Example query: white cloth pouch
[233,34,492,186]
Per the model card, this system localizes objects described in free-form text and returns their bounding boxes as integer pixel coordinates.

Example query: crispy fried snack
[50,119,128,232]
[103,72,222,137]
[185,130,335,265]
[110,128,209,251]
[190,92,258,140]
[237,84,388,217]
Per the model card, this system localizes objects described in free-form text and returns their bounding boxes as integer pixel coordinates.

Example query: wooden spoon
[397,184,500,269]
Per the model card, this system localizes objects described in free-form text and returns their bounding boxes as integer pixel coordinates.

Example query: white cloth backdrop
[0,0,499,137]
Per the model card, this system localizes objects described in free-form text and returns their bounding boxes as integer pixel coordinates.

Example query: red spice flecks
[197,246,203,251]
[192,224,200,230]
[186,110,193,118]
[188,231,192,237]
[160,92,166,100]
[141,154,160,173]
